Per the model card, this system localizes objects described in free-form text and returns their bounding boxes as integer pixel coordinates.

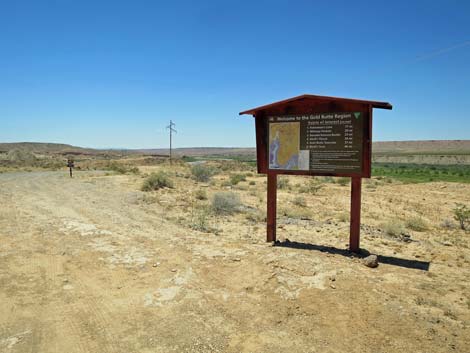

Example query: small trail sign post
[67,158,74,178]
[240,94,392,252]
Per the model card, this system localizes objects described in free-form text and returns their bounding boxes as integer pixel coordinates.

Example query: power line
[166,120,177,164]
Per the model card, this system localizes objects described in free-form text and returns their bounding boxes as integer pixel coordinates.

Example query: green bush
[230,173,246,185]
[211,192,242,215]
[249,181,256,186]
[141,172,174,191]
[191,164,214,182]
[405,216,428,232]
[453,203,470,230]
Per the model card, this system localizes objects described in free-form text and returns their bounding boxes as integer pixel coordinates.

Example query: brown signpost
[240,94,392,252]
[67,158,75,178]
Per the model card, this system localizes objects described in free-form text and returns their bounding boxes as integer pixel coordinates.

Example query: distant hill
[373,140,470,155]
[0,142,132,156]
[137,147,256,157]
[1,141,469,165]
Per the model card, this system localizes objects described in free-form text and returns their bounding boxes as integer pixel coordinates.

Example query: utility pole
[166,120,177,164]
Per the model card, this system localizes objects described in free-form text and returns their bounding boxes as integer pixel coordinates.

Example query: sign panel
[268,112,364,174]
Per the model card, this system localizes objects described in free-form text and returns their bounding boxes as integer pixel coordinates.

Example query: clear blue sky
[1,0,469,148]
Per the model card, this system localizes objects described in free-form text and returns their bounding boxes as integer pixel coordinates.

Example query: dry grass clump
[292,196,307,207]
[195,188,208,200]
[381,220,406,237]
[336,177,350,186]
[406,216,428,232]
[211,192,242,215]
[191,206,211,232]
[141,172,174,191]
[277,177,290,189]
[107,161,139,174]
[298,180,323,194]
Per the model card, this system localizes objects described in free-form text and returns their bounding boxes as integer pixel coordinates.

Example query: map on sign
[268,112,364,174]
[268,122,300,170]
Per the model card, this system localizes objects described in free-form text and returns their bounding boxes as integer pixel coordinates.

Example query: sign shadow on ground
[274,241,430,271]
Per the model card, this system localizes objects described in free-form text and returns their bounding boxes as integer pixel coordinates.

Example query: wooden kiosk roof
[239,94,392,116]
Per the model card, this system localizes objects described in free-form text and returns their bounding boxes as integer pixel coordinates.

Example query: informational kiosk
[240,94,392,252]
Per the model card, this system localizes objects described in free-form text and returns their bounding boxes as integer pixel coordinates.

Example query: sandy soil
[0,169,469,353]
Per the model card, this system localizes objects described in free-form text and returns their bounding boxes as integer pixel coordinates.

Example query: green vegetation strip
[372,163,470,183]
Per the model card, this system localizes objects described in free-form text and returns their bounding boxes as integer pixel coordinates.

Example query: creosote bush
[141,172,174,191]
[453,203,470,230]
[191,164,214,182]
[211,192,241,215]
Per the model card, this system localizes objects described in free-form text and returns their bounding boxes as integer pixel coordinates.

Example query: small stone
[152,263,158,267]
[362,255,379,268]
[63,278,69,283]
[232,258,241,262]
[330,284,336,289]
[171,268,177,272]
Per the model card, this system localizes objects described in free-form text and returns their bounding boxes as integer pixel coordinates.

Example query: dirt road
[0,171,469,352]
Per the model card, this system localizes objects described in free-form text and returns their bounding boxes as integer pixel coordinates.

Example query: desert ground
[0,160,469,353]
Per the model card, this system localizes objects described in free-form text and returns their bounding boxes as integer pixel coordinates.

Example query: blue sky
[1,0,469,148]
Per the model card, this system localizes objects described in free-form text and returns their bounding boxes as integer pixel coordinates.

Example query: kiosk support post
[349,177,362,252]
[267,172,277,242]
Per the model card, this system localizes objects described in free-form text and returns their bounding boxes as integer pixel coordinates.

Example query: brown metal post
[349,177,362,252]
[267,172,277,242]
[69,167,73,178]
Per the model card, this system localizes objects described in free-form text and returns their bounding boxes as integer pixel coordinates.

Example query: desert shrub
[336,177,350,186]
[381,220,405,237]
[440,219,454,229]
[245,210,265,222]
[107,161,139,174]
[191,164,214,182]
[195,189,207,200]
[141,172,173,191]
[211,192,242,215]
[406,216,428,232]
[337,213,349,222]
[293,196,307,207]
[221,180,232,187]
[298,180,323,194]
[245,172,254,177]
[249,180,256,186]
[279,206,312,220]
[453,203,470,230]
[191,206,211,232]
[230,173,246,185]
[277,177,290,189]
